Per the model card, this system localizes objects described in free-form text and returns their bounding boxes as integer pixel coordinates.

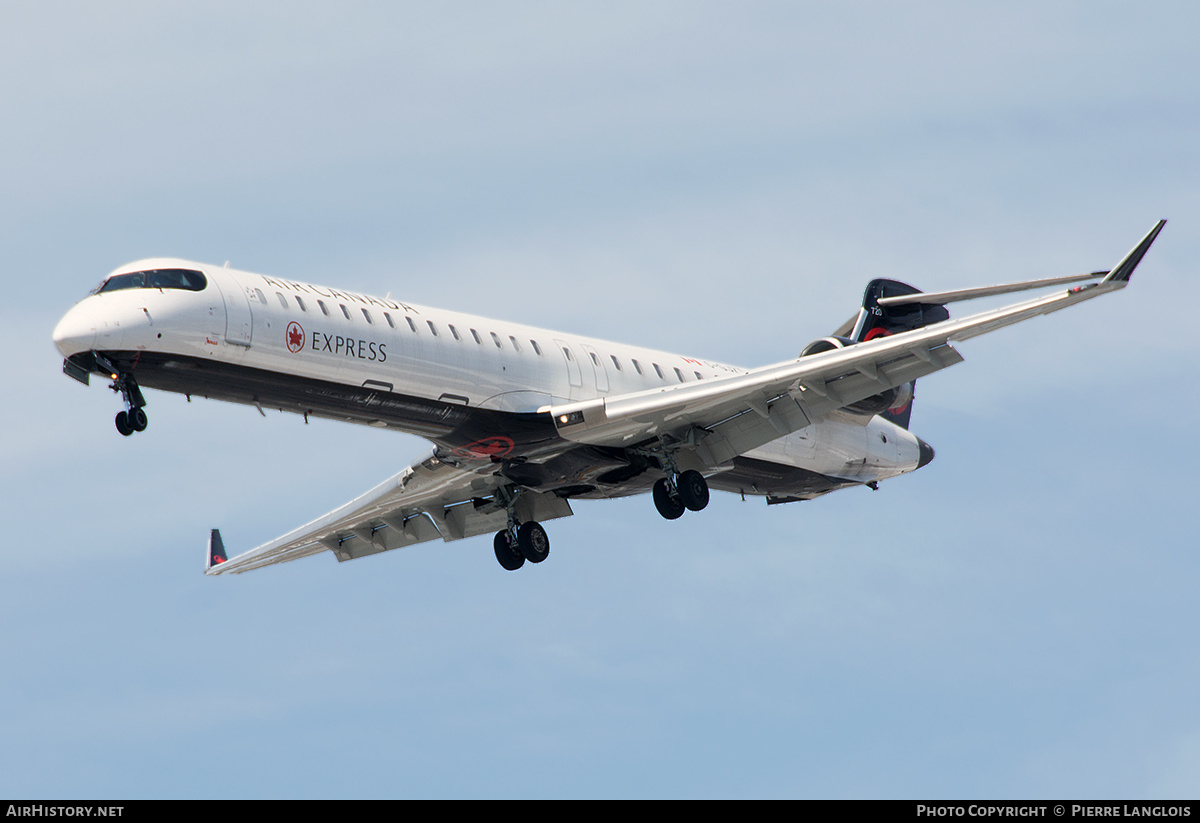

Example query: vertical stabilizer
[851,279,951,342]
[207,529,228,571]
[851,279,950,429]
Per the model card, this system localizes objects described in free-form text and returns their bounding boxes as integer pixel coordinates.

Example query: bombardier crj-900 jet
[53,222,1165,574]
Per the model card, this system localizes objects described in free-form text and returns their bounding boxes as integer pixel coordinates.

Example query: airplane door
[555,339,583,397]
[210,269,253,347]
[580,344,609,394]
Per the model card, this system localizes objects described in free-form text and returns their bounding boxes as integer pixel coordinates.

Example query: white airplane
[52,221,1165,574]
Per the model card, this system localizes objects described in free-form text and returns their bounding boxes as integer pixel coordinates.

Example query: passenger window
[449,325,461,341]
[318,300,330,316]
[383,312,395,328]
[632,359,643,375]
[471,329,482,345]
[295,296,308,312]
[611,355,622,371]
[275,293,288,309]
[530,340,542,355]
[361,308,374,324]
[340,304,351,320]
[653,363,664,379]
[694,371,703,380]
[254,288,267,304]
[427,320,439,336]
[674,368,685,382]
[406,317,418,333]
[563,347,574,361]
[590,352,600,366]
[490,332,502,349]
[509,335,521,352]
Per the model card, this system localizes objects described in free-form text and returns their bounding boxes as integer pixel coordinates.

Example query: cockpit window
[96,268,207,294]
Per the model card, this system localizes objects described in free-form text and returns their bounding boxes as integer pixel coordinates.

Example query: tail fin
[850,279,950,429]
[207,529,228,571]
[850,279,951,342]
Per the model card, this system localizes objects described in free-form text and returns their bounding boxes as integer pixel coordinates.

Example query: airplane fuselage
[53,257,927,504]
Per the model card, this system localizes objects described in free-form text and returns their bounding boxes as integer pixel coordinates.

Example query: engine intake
[798,336,854,358]
[798,336,913,417]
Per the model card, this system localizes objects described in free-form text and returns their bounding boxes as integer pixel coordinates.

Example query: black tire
[653,478,685,520]
[517,521,550,564]
[494,530,525,571]
[677,470,710,512]
[115,410,133,437]
[129,407,148,432]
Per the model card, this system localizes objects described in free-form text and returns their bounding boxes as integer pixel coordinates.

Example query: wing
[205,447,573,574]
[545,221,1165,464]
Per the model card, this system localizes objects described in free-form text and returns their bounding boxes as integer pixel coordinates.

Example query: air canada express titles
[309,329,387,363]
[259,275,417,314]
[284,321,386,363]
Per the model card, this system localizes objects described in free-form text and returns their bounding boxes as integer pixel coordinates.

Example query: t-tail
[841,278,952,429]
[830,244,1145,429]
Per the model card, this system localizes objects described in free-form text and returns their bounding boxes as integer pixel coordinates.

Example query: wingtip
[1103,219,1167,284]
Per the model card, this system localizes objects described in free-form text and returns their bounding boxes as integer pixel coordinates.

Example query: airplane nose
[52,306,97,358]
[916,437,935,468]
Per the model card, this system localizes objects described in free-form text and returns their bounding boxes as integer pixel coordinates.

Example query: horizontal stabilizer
[877,219,1166,308]
[876,272,1107,307]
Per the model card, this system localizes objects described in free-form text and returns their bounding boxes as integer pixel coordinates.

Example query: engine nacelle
[798,336,913,417]
[798,336,855,357]
[844,380,912,415]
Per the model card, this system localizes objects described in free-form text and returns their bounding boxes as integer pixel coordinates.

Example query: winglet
[1103,220,1166,284]
[207,529,228,572]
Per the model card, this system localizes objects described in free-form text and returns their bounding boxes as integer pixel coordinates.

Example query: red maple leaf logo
[286,322,305,353]
[451,436,515,460]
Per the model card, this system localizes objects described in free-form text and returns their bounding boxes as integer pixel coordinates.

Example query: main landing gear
[488,457,711,570]
[492,486,550,572]
[493,521,550,571]
[652,469,710,520]
[646,440,710,521]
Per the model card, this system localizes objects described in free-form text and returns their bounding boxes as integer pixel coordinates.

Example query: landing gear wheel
[115,410,134,437]
[129,407,148,432]
[517,521,550,564]
[677,470,710,512]
[653,478,685,520]
[494,530,525,571]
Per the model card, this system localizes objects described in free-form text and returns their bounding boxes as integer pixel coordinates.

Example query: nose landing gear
[114,406,148,436]
[101,358,148,437]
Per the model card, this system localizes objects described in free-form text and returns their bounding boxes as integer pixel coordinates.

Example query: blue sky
[2,0,1197,799]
